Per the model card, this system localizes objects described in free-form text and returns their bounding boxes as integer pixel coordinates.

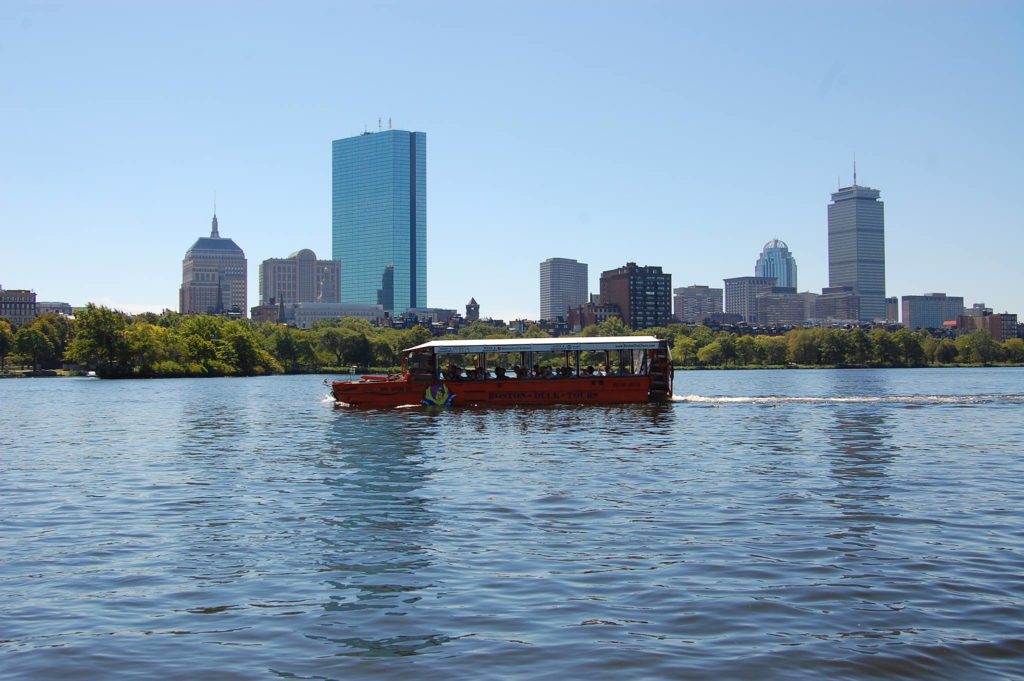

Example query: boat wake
[672,394,1024,406]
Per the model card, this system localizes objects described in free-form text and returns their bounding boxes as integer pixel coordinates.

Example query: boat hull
[332,376,657,408]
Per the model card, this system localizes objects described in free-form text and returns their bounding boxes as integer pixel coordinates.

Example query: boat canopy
[404,335,665,355]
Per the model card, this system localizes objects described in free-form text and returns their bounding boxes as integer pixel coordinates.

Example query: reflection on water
[1,371,1023,680]
[309,413,443,656]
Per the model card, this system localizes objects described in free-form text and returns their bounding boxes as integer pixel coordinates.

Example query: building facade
[332,129,426,314]
[957,310,1018,342]
[567,300,622,330]
[599,263,672,330]
[815,286,860,323]
[539,257,588,321]
[723,276,775,324]
[259,249,340,307]
[465,298,480,322]
[37,301,73,316]
[0,287,37,327]
[673,285,723,323]
[755,239,798,289]
[902,293,965,330]
[828,180,886,321]
[286,302,385,330]
[886,296,899,324]
[756,287,807,327]
[179,213,247,316]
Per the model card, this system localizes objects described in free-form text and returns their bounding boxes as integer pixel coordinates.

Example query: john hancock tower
[332,129,426,315]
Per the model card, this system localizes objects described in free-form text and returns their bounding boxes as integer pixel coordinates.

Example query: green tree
[270,326,301,372]
[696,338,725,366]
[672,335,698,366]
[1004,338,1024,364]
[815,328,847,365]
[734,335,757,366]
[892,328,926,367]
[689,325,716,350]
[14,327,53,370]
[318,326,372,367]
[523,323,549,338]
[65,304,131,377]
[869,329,900,366]
[28,313,72,367]
[956,330,1003,365]
[596,316,628,337]
[787,329,817,365]
[0,320,13,373]
[219,321,281,375]
[125,322,185,376]
[458,321,510,340]
[755,335,788,365]
[845,327,872,365]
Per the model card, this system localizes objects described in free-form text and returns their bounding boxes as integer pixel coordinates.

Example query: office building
[37,302,73,316]
[673,285,723,323]
[259,249,340,306]
[600,263,672,330]
[902,293,964,330]
[286,302,385,330]
[0,287,37,327]
[724,276,775,324]
[567,300,623,330]
[815,286,860,323]
[332,129,426,314]
[179,213,247,316]
[886,296,899,324]
[957,308,1018,342]
[756,287,807,327]
[828,176,886,321]
[539,257,588,321]
[755,239,798,289]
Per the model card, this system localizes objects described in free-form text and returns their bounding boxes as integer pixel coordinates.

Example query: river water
[2,368,1023,680]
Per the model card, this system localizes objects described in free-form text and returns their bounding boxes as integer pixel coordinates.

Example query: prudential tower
[827,170,886,322]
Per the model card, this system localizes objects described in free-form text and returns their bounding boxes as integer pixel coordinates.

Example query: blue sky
[2,0,1021,321]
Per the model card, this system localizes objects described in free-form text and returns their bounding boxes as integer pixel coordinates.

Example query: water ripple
[1,369,1023,679]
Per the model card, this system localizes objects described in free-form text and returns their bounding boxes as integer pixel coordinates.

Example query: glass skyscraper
[828,180,885,322]
[755,239,798,289]
[332,129,426,314]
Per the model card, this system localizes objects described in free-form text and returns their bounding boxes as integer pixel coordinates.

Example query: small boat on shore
[329,336,673,408]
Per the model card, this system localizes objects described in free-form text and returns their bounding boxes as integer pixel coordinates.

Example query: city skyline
[1,2,1021,320]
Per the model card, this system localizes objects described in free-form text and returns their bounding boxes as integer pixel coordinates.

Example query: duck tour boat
[329,335,673,408]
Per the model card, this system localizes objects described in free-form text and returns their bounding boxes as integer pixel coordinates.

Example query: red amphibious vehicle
[329,336,673,408]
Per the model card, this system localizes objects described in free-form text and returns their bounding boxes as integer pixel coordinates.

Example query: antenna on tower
[389,117,392,130]
[853,154,858,187]
[378,117,382,131]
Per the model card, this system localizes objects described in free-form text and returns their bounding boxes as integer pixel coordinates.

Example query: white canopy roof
[405,335,665,355]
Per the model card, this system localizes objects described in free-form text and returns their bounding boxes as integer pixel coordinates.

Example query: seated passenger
[584,365,595,376]
[495,366,506,379]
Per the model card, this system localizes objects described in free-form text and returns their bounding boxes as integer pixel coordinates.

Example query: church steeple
[211,212,220,238]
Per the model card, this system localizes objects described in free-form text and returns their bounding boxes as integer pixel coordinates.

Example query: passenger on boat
[495,366,506,379]
[511,365,522,378]
[584,365,595,376]
[532,364,541,378]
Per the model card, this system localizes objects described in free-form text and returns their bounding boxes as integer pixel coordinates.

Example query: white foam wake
[672,394,1024,405]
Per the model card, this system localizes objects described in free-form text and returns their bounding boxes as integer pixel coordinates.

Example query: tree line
[1,305,1021,378]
